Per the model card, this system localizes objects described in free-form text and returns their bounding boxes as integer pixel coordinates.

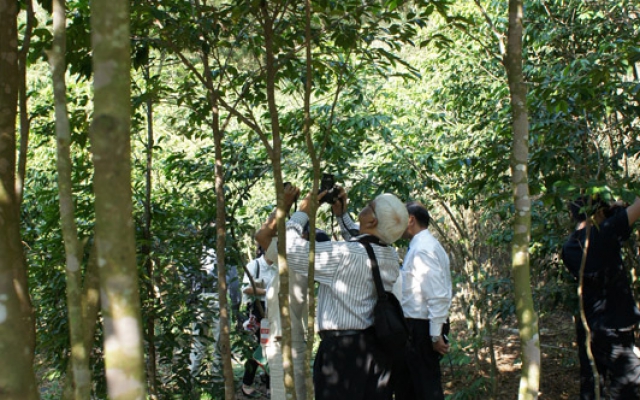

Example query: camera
[319,173,339,205]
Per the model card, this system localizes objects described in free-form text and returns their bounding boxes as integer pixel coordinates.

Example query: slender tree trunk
[202,53,235,398]
[16,0,34,205]
[142,64,159,400]
[90,0,147,398]
[303,1,318,398]
[213,96,235,400]
[261,2,297,398]
[0,1,38,398]
[49,0,92,398]
[505,1,540,399]
[62,241,103,400]
[578,222,600,399]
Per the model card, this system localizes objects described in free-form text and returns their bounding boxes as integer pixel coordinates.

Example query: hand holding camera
[292,174,347,216]
[318,174,347,215]
[283,182,301,211]
[319,174,339,205]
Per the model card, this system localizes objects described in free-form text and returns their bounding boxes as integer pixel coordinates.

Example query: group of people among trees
[191,181,640,400]
[250,183,453,399]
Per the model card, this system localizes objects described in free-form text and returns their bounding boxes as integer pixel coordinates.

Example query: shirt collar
[409,228,431,247]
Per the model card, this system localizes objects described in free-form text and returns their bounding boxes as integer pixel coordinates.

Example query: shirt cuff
[338,212,358,239]
[429,318,447,337]
[288,211,309,235]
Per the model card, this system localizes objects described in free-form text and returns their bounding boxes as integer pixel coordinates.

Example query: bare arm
[243,286,266,296]
[255,211,277,251]
[254,184,301,250]
[331,185,348,216]
[626,197,640,227]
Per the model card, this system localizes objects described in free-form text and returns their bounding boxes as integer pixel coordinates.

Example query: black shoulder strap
[356,237,388,301]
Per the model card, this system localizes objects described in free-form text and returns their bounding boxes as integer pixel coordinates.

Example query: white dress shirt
[242,255,277,303]
[401,228,451,337]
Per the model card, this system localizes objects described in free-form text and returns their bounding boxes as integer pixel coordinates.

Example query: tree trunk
[50,0,92,397]
[505,1,541,399]
[213,98,235,400]
[578,221,600,399]
[303,1,318,398]
[90,0,147,398]
[16,0,34,206]
[62,241,103,400]
[261,2,297,398]
[202,55,235,399]
[0,0,38,398]
[142,63,159,400]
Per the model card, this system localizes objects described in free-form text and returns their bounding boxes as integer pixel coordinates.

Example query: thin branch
[473,0,506,56]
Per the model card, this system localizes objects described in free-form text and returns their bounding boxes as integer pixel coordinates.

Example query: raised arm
[626,197,640,227]
[255,184,301,250]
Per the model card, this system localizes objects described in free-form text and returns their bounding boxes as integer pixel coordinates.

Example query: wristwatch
[431,335,440,343]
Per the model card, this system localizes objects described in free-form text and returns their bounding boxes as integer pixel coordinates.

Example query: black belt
[319,329,366,340]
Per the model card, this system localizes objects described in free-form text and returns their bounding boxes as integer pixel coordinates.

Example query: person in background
[562,195,640,400]
[188,246,242,380]
[255,184,408,400]
[393,201,451,400]
[240,247,277,397]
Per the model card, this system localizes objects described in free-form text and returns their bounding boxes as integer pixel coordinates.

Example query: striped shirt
[272,211,401,331]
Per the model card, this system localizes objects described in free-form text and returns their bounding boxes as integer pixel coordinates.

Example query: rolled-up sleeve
[337,212,359,240]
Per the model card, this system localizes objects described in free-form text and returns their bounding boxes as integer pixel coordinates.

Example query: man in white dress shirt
[394,201,452,400]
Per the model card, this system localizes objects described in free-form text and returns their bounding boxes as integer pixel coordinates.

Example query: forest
[1,0,639,399]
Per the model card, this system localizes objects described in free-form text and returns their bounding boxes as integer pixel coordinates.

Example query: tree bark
[303,1,318,398]
[49,0,92,398]
[0,0,38,398]
[142,63,159,400]
[62,241,103,400]
[90,0,147,398]
[16,0,34,206]
[261,2,297,398]
[202,52,236,400]
[505,1,541,399]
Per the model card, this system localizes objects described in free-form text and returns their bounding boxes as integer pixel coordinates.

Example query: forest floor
[237,311,583,400]
[37,310,583,399]
[441,311,581,400]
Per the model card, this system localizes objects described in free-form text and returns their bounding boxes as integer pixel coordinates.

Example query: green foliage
[17,0,640,397]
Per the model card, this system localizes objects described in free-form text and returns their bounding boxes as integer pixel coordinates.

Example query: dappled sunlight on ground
[443,311,582,399]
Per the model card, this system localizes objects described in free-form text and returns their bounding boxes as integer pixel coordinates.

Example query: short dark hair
[303,222,331,242]
[406,201,431,228]
[569,195,609,222]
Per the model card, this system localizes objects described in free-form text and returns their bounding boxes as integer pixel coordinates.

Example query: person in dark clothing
[562,195,640,400]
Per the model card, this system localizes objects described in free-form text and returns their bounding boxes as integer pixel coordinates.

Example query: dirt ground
[237,311,583,400]
[442,311,581,400]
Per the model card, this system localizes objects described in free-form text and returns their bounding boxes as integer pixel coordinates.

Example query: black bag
[357,237,410,355]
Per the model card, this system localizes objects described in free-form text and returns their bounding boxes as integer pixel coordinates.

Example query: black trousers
[575,317,640,400]
[392,318,445,400]
[313,328,392,400]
